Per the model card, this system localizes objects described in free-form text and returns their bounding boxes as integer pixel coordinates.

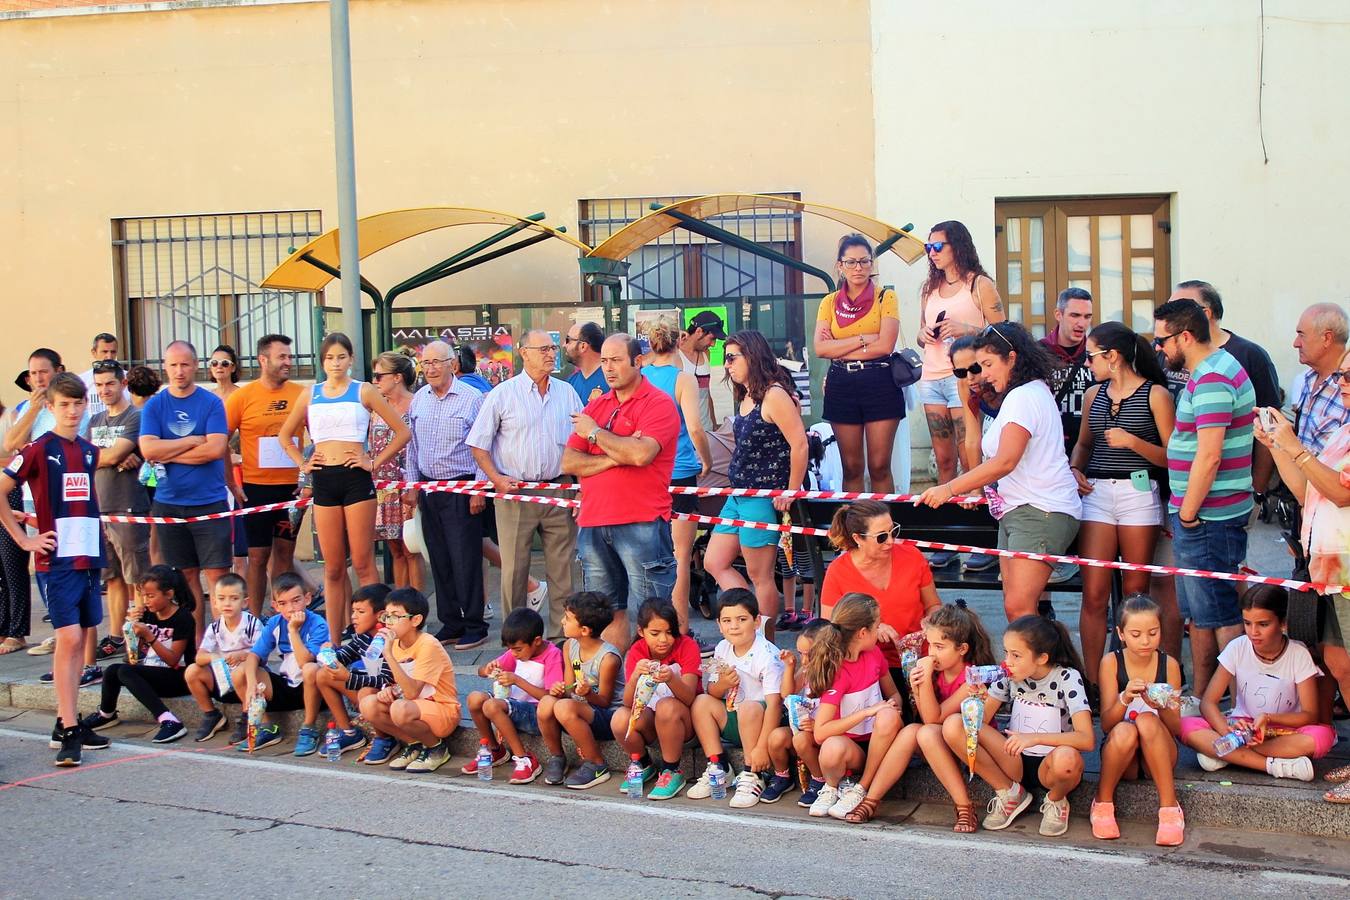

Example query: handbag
[889,347,923,389]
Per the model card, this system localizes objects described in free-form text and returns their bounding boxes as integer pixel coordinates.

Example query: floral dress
[370,409,411,540]
[1303,423,1350,639]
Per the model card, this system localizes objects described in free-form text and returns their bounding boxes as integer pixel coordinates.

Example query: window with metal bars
[112,211,323,378]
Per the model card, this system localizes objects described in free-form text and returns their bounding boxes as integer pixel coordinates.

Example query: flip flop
[1324,782,1350,804]
[0,637,26,655]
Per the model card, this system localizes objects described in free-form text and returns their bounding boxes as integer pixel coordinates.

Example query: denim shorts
[1170,512,1247,629]
[506,697,541,736]
[917,375,962,409]
[712,495,780,549]
[577,520,676,615]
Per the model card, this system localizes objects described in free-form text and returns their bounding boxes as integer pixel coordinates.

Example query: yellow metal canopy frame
[586,193,928,265]
[260,206,591,293]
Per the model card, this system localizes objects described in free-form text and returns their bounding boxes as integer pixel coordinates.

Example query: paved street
[2,714,1347,899]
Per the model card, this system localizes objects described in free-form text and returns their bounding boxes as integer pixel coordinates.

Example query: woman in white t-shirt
[918,322,1081,620]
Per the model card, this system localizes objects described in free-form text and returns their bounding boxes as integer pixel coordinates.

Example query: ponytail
[806,592,879,697]
[140,564,195,613]
[1004,614,1083,674]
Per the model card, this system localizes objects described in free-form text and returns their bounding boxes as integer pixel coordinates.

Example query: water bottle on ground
[476,739,494,782]
[625,754,645,800]
[709,762,727,800]
[324,721,341,762]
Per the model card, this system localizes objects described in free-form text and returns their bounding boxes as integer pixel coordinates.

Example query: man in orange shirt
[225,334,305,616]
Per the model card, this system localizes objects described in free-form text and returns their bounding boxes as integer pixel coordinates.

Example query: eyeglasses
[91,360,122,373]
[380,612,414,622]
[982,324,1014,351]
[207,359,234,368]
[1152,332,1179,349]
[562,336,577,344]
[924,241,947,253]
[952,362,983,379]
[839,258,873,269]
[421,357,450,368]
[521,344,559,354]
[857,524,902,544]
[724,352,743,364]
[1086,348,1111,359]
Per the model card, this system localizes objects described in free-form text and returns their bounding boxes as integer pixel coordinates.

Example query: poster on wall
[628,308,680,345]
[682,305,730,365]
[390,324,516,386]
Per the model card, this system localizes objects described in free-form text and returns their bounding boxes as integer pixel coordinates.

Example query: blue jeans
[1170,513,1247,629]
[576,520,676,616]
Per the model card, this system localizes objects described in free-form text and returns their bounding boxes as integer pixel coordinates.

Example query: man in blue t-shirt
[564,321,608,405]
[138,340,229,636]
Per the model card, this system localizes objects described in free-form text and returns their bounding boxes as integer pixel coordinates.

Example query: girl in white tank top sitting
[278,333,409,637]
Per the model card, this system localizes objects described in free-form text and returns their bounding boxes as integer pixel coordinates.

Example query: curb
[7,681,1346,838]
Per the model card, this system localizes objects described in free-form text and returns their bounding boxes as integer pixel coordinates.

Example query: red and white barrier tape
[372,478,982,505]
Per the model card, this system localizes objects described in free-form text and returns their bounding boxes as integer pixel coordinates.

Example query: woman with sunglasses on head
[208,345,249,579]
[918,322,1080,621]
[820,499,940,682]
[1253,347,1350,803]
[813,234,905,493]
[1068,322,1178,696]
[704,331,808,641]
[918,222,1005,495]
[369,351,423,592]
[278,333,410,638]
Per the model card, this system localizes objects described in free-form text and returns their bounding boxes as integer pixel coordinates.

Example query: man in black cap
[679,310,726,432]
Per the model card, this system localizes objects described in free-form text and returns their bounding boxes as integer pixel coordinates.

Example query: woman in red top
[820,500,941,672]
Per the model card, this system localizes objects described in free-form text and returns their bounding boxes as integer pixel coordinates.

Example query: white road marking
[1262,871,1350,887]
[0,725,1140,867]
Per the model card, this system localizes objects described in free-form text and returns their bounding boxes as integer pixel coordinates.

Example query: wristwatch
[587,427,601,445]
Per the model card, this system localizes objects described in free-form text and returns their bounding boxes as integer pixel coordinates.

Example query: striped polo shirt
[1167,348,1255,521]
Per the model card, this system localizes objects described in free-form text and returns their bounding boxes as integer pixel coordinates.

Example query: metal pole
[330,0,365,376]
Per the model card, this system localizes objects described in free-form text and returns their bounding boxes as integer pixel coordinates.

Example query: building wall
[872,0,1350,407]
[0,0,876,377]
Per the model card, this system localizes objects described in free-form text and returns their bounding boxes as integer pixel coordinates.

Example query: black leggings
[0,487,31,639]
[101,663,188,719]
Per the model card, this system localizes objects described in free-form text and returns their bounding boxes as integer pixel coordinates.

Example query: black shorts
[589,705,617,741]
[823,363,906,425]
[312,466,376,507]
[1020,752,1047,795]
[242,482,299,548]
[153,501,233,570]
[266,674,306,711]
[671,474,699,515]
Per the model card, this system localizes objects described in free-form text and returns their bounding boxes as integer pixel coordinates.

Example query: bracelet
[1179,514,1199,525]
[1295,451,1313,467]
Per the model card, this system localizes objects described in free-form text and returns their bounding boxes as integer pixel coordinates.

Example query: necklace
[945,276,960,285]
[1254,636,1288,664]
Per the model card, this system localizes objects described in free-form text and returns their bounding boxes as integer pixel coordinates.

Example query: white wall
[872,0,1350,448]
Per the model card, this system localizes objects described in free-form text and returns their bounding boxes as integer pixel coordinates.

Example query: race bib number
[1008,698,1061,757]
[63,472,91,502]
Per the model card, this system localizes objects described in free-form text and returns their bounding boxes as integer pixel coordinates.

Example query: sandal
[1323,763,1350,784]
[953,803,977,834]
[1325,782,1350,804]
[844,797,880,824]
[0,637,25,655]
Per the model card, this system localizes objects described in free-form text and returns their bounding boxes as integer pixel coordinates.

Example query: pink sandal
[1090,800,1119,839]
[1156,806,1185,846]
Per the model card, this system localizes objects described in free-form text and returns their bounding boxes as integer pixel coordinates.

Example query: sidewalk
[2,521,1348,838]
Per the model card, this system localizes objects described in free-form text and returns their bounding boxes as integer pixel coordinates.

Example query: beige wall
[0,0,877,382]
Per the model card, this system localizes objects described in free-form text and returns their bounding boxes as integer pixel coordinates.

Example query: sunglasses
[924,241,947,253]
[952,362,983,379]
[1333,370,1350,383]
[207,359,234,368]
[982,324,1014,350]
[724,352,743,363]
[1152,332,1179,349]
[1086,348,1111,359]
[857,524,902,544]
[91,360,123,373]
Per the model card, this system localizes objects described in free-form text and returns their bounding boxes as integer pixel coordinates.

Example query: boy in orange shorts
[358,587,461,773]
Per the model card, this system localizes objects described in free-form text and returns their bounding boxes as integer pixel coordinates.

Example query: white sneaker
[1039,796,1070,836]
[827,780,866,820]
[686,762,725,800]
[526,581,548,613]
[27,636,56,656]
[808,783,840,817]
[1266,756,1314,782]
[983,783,1032,830]
[729,770,763,808]
[1196,753,1229,772]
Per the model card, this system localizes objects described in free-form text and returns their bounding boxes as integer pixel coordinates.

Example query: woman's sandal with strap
[844,797,880,824]
[953,803,978,833]
[1323,763,1350,784]
[1325,781,1350,804]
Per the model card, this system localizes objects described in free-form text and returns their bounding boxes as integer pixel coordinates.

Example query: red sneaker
[510,753,542,784]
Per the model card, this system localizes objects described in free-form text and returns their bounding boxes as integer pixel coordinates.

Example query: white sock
[158,712,180,724]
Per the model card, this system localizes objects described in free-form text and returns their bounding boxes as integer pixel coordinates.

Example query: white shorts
[1080,477,1163,527]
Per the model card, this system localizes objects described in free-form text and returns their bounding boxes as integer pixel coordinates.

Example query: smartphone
[1258,407,1278,433]
[930,309,947,341]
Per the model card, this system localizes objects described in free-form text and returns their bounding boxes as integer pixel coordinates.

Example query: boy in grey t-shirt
[88,362,151,660]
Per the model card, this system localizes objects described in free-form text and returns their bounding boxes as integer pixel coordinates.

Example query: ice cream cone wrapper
[627,673,658,738]
[779,512,794,568]
[961,694,984,780]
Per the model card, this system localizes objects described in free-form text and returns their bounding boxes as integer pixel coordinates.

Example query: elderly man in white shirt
[468,329,582,634]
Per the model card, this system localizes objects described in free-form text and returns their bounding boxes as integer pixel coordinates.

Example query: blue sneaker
[238,723,282,752]
[336,728,368,755]
[798,777,826,809]
[292,725,321,757]
[759,773,796,804]
[364,736,397,765]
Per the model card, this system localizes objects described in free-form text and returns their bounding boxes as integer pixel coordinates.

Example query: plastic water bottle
[476,739,494,782]
[709,762,727,800]
[362,634,385,674]
[625,754,645,800]
[1213,729,1249,758]
[316,647,338,669]
[324,721,341,762]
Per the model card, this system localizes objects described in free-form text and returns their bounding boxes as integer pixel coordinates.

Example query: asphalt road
[2,718,1347,899]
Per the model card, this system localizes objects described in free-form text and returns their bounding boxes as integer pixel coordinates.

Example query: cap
[688,310,726,339]
[13,371,29,393]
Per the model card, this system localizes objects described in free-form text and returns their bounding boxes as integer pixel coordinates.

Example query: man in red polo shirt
[563,333,679,651]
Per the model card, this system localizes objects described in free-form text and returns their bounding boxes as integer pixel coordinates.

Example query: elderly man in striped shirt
[468,330,582,635]
[401,340,488,650]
